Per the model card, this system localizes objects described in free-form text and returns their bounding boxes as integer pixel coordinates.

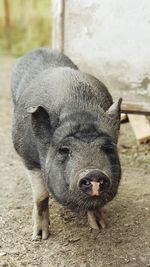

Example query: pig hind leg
[27,169,49,240]
[87,208,106,230]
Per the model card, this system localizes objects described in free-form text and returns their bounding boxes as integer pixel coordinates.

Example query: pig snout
[78,170,111,197]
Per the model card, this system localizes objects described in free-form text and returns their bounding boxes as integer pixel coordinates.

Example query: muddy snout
[78,170,111,197]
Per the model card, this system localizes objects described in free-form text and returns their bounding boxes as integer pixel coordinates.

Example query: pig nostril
[83,179,90,185]
[99,178,110,190]
[79,178,91,189]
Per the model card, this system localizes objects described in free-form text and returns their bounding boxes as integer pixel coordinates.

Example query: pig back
[11,48,78,105]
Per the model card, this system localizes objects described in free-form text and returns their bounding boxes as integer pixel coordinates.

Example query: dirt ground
[0,57,150,267]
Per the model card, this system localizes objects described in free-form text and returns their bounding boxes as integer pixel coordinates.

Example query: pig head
[29,99,122,212]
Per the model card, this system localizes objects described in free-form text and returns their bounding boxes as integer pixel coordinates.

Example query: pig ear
[27,106,51,144]
[106,98,122,121]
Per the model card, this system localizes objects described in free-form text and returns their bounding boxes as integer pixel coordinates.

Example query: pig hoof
[99,217,106,229]
[87,210,106,230]
[32,232,42,241]
[32,226,49,241]
[87,210,100,230]
[32,198,50,240]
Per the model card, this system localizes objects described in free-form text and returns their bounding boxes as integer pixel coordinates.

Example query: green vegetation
[0,0,51,56]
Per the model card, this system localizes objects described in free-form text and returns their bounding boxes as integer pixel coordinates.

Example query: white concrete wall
[63,0,150,103]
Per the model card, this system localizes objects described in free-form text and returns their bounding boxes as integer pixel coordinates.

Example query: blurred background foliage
[0,0,51,56]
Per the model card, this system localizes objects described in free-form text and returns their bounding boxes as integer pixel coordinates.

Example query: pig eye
[101,142,116,153]
[58,147,70,156]
[102,146,114,153]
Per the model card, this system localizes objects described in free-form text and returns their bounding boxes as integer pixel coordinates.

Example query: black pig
[11,48,122,240]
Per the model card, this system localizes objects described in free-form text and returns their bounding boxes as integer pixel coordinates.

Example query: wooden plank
[3,0,11,50]
[52,0,65,52]
[121,113,127,122]
[128,114,150,143]
[121,101,150,115]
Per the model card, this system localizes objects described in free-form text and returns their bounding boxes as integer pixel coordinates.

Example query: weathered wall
[53,0,150,103]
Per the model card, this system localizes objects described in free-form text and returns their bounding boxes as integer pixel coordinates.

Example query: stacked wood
[128,115,150,144]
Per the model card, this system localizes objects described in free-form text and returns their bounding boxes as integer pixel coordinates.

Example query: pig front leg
[27,169,49,240]
[87,208,106,230]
